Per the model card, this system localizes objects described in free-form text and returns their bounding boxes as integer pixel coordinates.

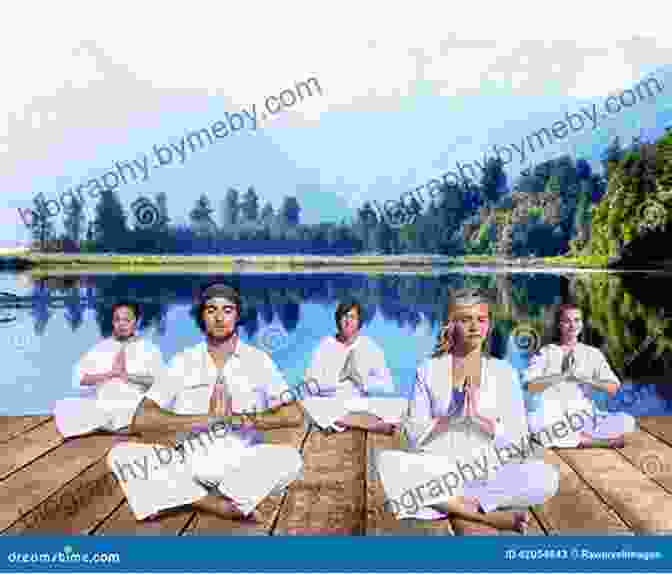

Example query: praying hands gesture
[208,382,234,418]
[110,348,128,382]
[462,378,497,436]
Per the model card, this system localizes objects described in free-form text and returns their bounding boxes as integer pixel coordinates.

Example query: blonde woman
[524,300,636,448]
[375,288,559,533]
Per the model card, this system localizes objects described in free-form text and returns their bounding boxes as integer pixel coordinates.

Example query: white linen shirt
[304,334,394,400]
[524,342,619,417]
[406,355,529,462]
[524,342,620,445]
[72,336,164,428]
[145,339,291,415]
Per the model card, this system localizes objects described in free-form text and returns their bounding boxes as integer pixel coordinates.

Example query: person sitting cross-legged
[375,288,560,533]
[524,300,636,449]
[111,283,305,522]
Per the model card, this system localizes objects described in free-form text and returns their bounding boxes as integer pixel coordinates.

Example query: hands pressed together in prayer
[208,382,233,418]
[110,348,128,382]
[430,378,497,439]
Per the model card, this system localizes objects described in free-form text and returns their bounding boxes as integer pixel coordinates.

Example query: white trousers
[53,395,142,438]
[107,434,303,520]
[376,449,559,520]
[528,409,636,447]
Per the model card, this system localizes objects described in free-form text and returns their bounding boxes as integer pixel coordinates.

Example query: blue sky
[2,2,672,245]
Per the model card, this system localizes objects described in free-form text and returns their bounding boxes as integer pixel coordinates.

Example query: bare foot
[578,433,625,449]
[484,510,530,533]
[193,496,250,520]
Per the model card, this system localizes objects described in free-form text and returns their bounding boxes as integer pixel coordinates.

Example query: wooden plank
[185,425,308,536]
[4,459,123,534]
[532,450,631,534]
[273,427,366,535]
[0,416,51,444]
[95,504,194,536]
[0,420,63,481]
[0,434,119,532]
[365,430,455,535]
[93,431,196,535]
[557,445,672,533]
[640,416,672,447]
[616,429,672,493]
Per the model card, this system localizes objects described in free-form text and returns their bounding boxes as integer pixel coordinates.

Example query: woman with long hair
[524,299,636,448]
[375,288,559,533]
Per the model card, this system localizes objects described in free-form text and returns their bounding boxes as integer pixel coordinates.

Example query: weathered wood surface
[2,416,672,536]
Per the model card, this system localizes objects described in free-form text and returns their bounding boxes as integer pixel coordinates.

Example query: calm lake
[1,269,671,417]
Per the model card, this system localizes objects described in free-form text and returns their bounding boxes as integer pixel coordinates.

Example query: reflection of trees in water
[30,281,52,336]
[17,273,672,401]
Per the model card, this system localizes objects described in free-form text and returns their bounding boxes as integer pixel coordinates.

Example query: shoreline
[0,252,616,271]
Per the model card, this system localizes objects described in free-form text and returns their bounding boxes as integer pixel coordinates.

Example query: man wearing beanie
[114,283,304,521]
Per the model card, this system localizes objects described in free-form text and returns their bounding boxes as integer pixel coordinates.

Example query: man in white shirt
[125,283,304,521]
[303,300,400,433]
[54,301,164,438]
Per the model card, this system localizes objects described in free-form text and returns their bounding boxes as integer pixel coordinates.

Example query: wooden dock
[1,416,671,536]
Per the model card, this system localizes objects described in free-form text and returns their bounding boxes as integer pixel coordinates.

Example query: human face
[559,308,583,341]
[448,303,489,351]
[338,307,360,341]
[112,306,137,339]
[203,297,238,339]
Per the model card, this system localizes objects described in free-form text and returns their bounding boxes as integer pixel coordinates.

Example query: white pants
[107,434,303,520]
[528,409,636,447]
[376,449,559,520]
[53,395,142,438]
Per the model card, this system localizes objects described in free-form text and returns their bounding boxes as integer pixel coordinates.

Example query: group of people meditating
[53,283,636,533]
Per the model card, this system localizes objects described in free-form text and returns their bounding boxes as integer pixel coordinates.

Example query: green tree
[63,195,86,245]
[155,191,170,231]
[260,201,274,224]
[280,196,301,226]
[224,187,240,225]
[94,189,127,250]
[241,186,259,222]
[357,201,378,251]
[189,194,216,235]
[480,157,507,204]
[31,200,56,250]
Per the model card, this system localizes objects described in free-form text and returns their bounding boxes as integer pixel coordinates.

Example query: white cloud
[2,0,671,232]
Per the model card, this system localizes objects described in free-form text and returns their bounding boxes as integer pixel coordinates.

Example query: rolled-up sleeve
[144,355,182,409]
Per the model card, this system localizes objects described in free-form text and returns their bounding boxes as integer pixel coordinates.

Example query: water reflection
[1,272,671,414]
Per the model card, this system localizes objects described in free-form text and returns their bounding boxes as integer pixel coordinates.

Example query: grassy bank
[1,251,612,271]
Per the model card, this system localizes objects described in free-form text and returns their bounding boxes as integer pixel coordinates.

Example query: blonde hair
[432,288,493,358]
